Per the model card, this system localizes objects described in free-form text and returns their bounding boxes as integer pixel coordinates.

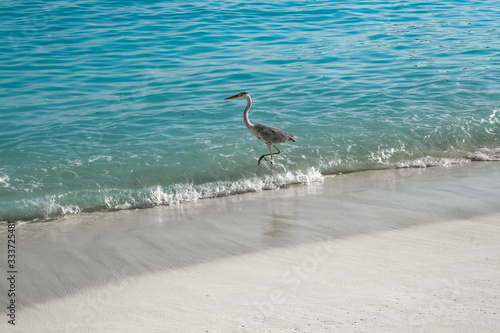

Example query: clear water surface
[1,0,499,221]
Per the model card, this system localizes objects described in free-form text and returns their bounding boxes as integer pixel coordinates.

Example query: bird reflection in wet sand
[263,213,293,238]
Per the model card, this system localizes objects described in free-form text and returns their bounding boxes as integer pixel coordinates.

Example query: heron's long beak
[224,93,240,100]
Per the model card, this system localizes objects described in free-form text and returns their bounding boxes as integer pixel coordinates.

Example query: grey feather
[255,124,296,145]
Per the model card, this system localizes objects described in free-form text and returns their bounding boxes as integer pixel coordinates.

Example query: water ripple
[1,0,499,221]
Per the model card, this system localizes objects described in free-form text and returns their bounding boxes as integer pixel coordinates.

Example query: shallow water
[1,0,499,221]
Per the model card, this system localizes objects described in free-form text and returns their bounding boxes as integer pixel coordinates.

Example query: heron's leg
[268,144,275,164]
[268,145,281,164]
[258,144,274,165]
[258,145,282,165]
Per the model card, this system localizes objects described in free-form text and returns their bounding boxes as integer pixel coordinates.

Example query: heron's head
[224,92,249,100]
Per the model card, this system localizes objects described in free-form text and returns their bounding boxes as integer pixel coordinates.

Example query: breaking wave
[0,167,324,222]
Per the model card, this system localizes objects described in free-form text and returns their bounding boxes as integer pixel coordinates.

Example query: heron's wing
[255,124,295,144]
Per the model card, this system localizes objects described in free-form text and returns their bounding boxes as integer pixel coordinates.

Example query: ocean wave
[467,147,500,162]
[102,167,324,210]
[0,174,10,188]
[0,167,324,223]
[393,148,500,169]
[394,156,470,169]
[45,197,82,217]
[2,152,499,224]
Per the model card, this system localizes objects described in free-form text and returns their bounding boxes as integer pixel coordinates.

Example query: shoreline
[2,157,498,225]
[1,162,499,331]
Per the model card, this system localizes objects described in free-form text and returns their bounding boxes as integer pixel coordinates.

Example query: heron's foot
[258,155,268,165]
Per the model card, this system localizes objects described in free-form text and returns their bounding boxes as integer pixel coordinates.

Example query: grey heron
[224,92,296,165]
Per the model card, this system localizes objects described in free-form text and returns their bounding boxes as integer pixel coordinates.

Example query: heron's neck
[243,95,254,130]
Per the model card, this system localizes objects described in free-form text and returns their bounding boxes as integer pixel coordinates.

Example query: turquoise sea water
[1,1,499,222]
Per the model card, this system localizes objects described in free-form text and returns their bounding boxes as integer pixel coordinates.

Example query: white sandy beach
[1,162,500,332]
